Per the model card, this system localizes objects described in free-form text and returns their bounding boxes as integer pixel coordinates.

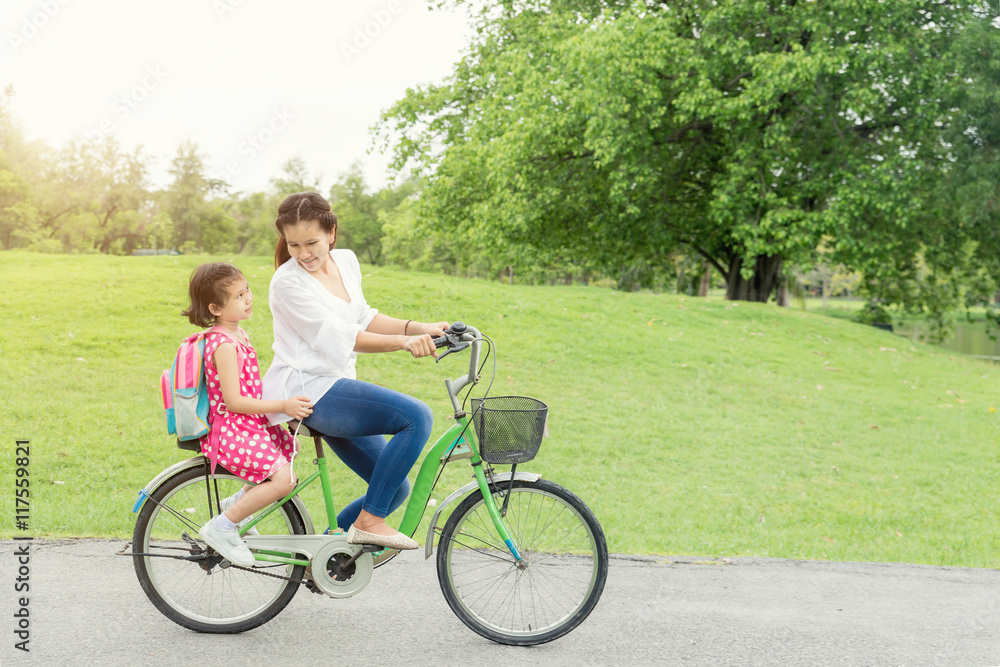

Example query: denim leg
[303,379,433,529]
[320,434,412,531]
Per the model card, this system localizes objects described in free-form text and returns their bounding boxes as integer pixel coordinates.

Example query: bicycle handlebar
[431,322,474,361]
[431,322,483,412]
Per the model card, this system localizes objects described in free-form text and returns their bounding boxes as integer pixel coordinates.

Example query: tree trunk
[725,254,782,302]
[776,282,790,307]
[698,262,711,297]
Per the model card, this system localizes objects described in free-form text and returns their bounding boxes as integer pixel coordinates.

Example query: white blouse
[262,249,378,424]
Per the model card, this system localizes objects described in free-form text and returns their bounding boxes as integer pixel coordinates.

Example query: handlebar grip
[431,323,472,360]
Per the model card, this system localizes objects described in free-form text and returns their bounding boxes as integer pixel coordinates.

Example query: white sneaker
[198,518,256,567]
[220,493,259,535]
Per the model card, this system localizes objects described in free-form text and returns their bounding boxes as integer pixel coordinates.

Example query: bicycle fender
[131,455,315,535]
[424,471,542,560]
[132,456,207,512]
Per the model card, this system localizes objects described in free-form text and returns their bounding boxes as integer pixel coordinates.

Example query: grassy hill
[1,252,997,567]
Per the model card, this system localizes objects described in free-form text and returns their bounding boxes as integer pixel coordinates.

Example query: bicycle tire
[436,478,608,646]
[132,463,307,633]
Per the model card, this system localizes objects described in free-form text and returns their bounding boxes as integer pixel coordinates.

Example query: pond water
[893,321,1000,361]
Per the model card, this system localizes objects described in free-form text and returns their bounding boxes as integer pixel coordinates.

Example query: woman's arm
[364,314,449,338]
[214,343,313,419]
[355,315,450,358]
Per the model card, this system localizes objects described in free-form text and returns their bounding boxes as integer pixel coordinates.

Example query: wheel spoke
[132,467,305,632]
[438,480,608,645]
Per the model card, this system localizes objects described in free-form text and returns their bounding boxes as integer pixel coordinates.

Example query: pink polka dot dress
[199,329,298,484]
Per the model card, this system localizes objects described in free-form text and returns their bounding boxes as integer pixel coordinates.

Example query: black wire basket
[470,396,549,465]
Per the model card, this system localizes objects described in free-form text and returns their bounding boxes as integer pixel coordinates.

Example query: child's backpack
[160,326,236,441]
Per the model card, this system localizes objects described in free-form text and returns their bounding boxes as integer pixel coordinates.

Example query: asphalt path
[0,539,997,666]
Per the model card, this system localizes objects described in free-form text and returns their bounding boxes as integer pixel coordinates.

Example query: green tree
[329,163,423,266]
[269,156,320,197]
[379,1,1000,312]
[0,160,38,250]
[329,162,382,264]
[0,87,47,249]
[228,191,280,256]
[1,88,159,254]
[200,202,239,254]
[939,11,1000,332]
[164,140,211,249]
[87,138,151,254]
[144,210,174,251]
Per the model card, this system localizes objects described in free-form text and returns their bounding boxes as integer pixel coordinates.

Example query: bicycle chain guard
[311,538,374,598]
[239,533,374,598]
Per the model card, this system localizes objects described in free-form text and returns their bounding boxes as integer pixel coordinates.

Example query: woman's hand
[283,396,314,420]
[410,321,450,337]
[403,334,439,359]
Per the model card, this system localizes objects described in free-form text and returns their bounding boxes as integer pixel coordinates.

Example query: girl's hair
[182,262,245,328]
[273,191,338,268]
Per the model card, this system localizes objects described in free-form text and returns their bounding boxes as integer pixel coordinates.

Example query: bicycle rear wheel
[436,478,608,645]
[132,463,307,633]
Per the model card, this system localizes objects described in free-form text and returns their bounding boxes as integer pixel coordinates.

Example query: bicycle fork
[471,462,526,565]
[405,420,528,565]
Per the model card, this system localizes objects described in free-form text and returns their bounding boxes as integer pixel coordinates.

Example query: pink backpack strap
[175,332,205,390]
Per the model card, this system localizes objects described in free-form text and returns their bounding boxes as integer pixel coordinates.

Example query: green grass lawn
[1,252,998,567]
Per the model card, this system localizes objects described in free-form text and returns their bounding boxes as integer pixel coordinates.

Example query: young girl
[182,262,313,567]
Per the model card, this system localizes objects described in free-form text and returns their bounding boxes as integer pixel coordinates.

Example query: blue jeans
[303,379,433,531]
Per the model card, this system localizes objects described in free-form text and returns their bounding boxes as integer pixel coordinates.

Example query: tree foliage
[377,0,1000,320]
[0,90,420,260]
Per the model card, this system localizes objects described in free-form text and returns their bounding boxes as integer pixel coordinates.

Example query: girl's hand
[283,396,313,420]
[403,334,438,359]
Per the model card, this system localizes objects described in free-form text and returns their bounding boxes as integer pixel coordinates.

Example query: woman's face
[283,220,335,273]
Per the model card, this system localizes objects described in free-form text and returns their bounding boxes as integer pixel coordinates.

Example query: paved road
[0,539,997,666]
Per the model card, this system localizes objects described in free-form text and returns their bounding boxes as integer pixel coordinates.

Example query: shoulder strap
[173,332,207,391]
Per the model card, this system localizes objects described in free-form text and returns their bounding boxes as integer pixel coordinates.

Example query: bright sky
[2,0,472,195]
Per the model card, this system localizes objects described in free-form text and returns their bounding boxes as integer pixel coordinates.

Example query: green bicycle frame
[397,418,523,561]
[237,324,523,565]
[236,442,340,567]
[398,324,524,561]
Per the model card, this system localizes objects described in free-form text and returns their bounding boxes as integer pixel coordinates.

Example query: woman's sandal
[346,525,418,550]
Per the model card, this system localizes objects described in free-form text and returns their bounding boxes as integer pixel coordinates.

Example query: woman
[262,192,448,550]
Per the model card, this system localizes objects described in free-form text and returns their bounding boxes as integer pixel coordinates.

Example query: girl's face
[283,220,335,273]
[210,276,253,323]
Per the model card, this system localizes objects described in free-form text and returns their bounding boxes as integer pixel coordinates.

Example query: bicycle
[122,322,608,646]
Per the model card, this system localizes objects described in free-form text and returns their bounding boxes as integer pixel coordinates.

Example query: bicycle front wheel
[436,478,608,646]
[132,462,307,633]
